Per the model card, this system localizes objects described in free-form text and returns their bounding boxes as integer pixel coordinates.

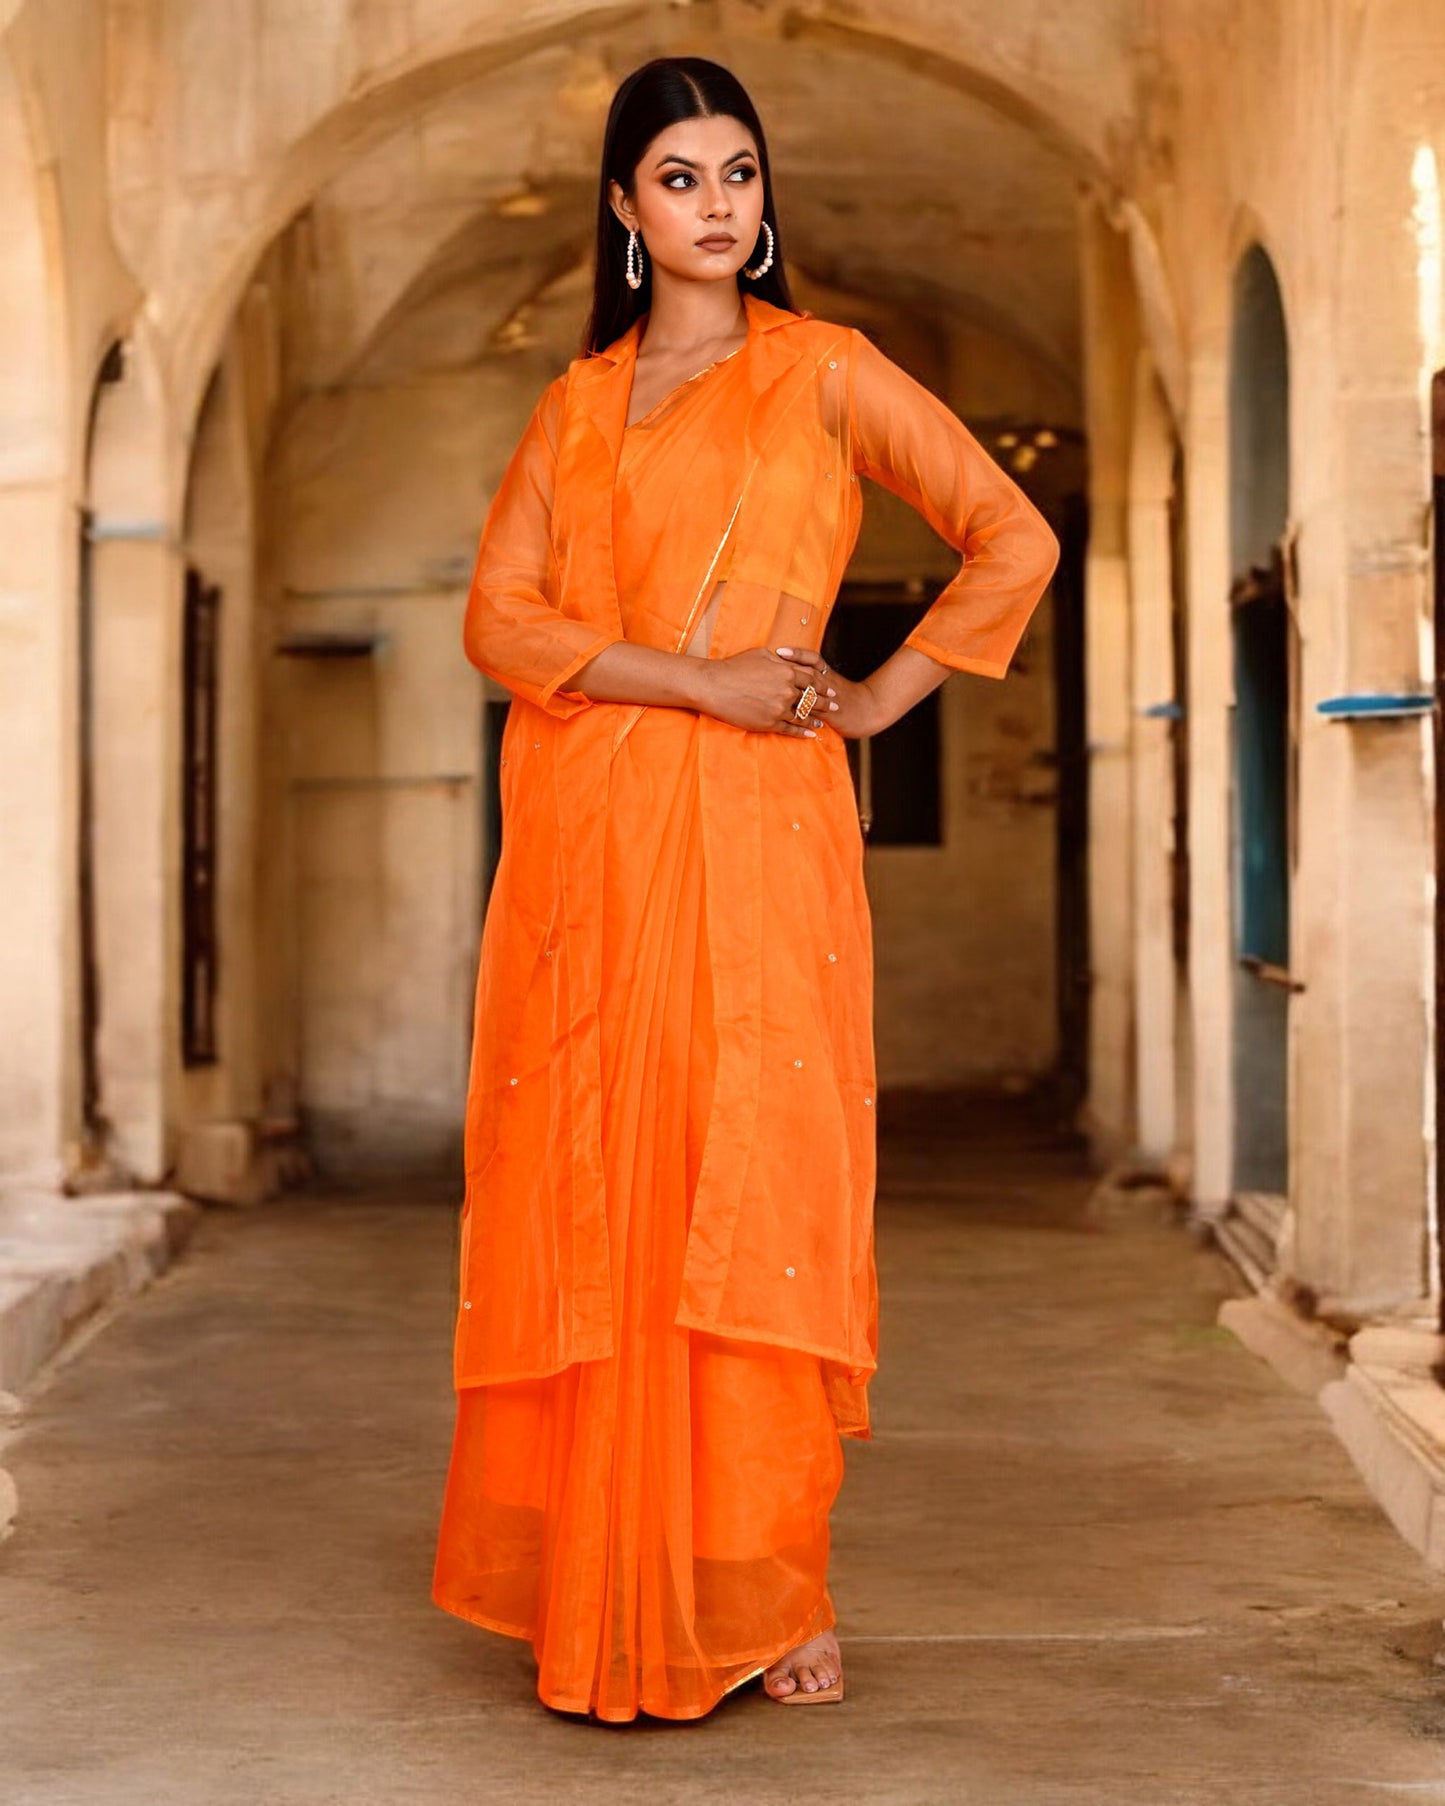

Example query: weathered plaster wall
[1134,0,1445,1303]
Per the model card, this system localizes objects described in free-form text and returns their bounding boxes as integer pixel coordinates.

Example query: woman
[432,55,1060,1722]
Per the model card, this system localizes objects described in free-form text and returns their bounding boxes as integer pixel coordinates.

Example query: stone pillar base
[174,1119,312,1206]
[1217,1291,1348,1396]
[1219,1294,1445,1569]
[1319,1327,1445,1569]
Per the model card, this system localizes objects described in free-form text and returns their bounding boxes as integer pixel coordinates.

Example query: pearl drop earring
[743,219,775,280]
[625,226,644,291]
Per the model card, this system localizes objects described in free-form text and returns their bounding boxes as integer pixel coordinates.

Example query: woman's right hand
[690,647,838,737]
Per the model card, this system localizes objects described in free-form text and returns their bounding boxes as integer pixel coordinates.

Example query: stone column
[1286,23,1435,1312]
[1127,355,1179,1161]
[87,332,181,1187]
[0,51,70,1185]
[0,484,70,1183]
[1179,345,1234,1216]
[1078,193,1138,1159]
[89,525,183,1183]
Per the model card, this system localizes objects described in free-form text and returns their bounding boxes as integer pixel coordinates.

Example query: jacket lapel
[575,291,805,433]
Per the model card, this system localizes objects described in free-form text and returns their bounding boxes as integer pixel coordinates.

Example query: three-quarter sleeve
[463,373,624,718]
[847,327,1060,679]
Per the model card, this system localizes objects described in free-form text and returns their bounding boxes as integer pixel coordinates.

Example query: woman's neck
[638,276,748,359]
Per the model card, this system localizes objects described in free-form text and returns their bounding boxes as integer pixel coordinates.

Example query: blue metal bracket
[1315,693,1434,720]
[1138,700,1183,720]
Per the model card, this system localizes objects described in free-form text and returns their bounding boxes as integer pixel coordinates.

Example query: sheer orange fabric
[432,699,843,1719]
[433,293,1060,1718]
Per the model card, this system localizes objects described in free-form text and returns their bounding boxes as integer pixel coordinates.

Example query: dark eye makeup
[661,165,758,189]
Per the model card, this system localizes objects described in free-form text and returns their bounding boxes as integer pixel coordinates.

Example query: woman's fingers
[774,646,833,680]
[768,652,838,717]
[718,647,834,735]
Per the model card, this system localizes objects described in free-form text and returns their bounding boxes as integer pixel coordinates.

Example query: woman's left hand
[774,646,883,740]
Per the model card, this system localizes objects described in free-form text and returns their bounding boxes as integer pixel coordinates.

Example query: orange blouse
[454,293,1059,1425]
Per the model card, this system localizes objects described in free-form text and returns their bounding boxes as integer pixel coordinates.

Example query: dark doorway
[181,566,221,1065]
[1168,442,1190,978]
[1227,245,1295,1204]
[821,584,943,847]
[1050,490,1090,1121]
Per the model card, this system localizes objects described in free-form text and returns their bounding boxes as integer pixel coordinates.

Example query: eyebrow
[651,148,757,171]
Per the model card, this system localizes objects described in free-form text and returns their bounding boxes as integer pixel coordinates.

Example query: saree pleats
[433,706,843,1719]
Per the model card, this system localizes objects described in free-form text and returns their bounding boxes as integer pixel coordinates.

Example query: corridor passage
[4,1102,1445,1804]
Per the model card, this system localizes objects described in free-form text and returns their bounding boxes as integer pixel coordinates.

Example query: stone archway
[154,12,1117,432]
[166,21,1101,1172]
[82,4,1202,1180]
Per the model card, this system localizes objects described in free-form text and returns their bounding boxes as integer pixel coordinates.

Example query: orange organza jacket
[455,294,1060,1406]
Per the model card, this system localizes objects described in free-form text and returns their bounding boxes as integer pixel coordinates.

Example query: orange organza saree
[432,293,1060,1719]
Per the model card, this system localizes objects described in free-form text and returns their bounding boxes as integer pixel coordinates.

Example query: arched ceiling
[280,31,1083,407]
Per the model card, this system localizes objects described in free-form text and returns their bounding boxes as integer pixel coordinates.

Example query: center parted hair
[582,57,797,356]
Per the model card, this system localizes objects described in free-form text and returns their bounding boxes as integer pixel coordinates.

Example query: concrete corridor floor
[4,1098,1445,1805]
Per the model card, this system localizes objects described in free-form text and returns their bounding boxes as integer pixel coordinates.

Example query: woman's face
[608,113,766,289]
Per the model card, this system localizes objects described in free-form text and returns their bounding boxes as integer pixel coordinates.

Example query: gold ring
[793,684,818,722]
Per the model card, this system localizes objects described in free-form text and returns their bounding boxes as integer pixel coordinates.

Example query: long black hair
[582,57,797,356]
